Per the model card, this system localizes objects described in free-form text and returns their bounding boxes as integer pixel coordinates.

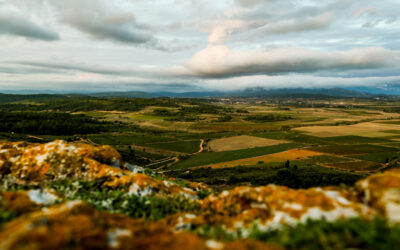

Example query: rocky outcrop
[0,201,281,250]
[0,140,205,198]
[355,168,400,222]
[0,140,399,249]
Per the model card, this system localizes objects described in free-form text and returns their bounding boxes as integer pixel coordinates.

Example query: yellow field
[207,135,287,152]
[196,149,323,169]
[294,121,400,137]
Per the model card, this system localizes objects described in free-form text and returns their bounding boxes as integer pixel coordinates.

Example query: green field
[146,140,201,154]
[1,94,400,189]
[170,143,302,169]
[309,144,398,155]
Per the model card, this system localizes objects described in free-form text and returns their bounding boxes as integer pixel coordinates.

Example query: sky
[0,0,400,93]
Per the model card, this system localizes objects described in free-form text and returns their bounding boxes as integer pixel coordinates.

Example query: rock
[355,168,400,222]
[0,140,205,198]
[173,185,375,235]
[0,201,281,250]
[1,140,400,249]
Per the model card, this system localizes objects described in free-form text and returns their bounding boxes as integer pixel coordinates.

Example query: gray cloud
[14,61,136,76]
[42,0,157,46]
[62,10,153,44]
[184,46,400,78]
[235,0,270,7]
[0,12,59,41]
[255,13,333,36]
[0,0,399,93]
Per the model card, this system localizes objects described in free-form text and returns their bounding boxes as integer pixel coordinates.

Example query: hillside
[1,140,400,249]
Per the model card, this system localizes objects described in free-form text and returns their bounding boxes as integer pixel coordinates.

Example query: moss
[0,208,17,226]
[50,180,199,221]
[250,218,400,250]
[197,218,400,250]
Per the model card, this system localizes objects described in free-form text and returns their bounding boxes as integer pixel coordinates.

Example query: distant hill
[0,93,72,104]
[230,87,375,98]
[90,91,154,98]
[0,87,393,102]
[92,88,381,99]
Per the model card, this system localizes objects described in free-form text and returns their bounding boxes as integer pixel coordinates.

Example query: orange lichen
[0,140,205,198]
[0,201,280,250]
[0,191,41,216]
[355,169,400,222]
[1,140,400,249]
[179,185,374,231]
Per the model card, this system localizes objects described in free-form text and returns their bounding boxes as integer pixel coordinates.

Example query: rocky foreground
[0,140,400,249]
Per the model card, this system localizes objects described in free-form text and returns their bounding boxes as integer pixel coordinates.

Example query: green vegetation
[171,143,301,169]
[147,140,200,153]
[216,115,233,122]
[244,114,292,122]
[0,208,17,226]
[50,180,199,221]
[251,218,400,250]
[173,161,366,188]
[310,144,398,155]
[197,218,400,250]
[0,112,118,135]
[352,152,399,163]
[323,135,391,144]
[0,94,399,190]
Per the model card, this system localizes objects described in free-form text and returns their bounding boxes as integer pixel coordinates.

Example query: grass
[380,130,400,134]
[170,143,302,169]
[250,217,400,250]
[196,217,400,250]
[251,131,332,145]
[351,152,400,163]
[309,144,398,155]
[292,155,357,165]
[325,161,382,172]
[49,180,199,221]
[323,135,391,144]
[146,140,200,154]
[173,162,366,189]
[88,133,172,146]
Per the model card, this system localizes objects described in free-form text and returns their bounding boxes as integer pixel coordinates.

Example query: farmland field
[295,122,400,137]
[206,135,286,152]
[197,149,323,169]
[0,94,400,188]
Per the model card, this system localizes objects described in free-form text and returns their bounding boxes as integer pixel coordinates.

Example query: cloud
[235,0,270,7]
[353,7,378,18]
[208,20,245,44]
[255,13,333,36]
[201,74,400,91]
[184,45,400,78]
[9,60,187,80]
[0,11,59,41]
[58,1,153,45]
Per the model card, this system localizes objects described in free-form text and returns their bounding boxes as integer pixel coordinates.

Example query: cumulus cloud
[0,12,59,41]
[184,45,400,78]
[208,20,245,44]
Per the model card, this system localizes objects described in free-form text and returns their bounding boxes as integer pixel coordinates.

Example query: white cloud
[201,74,400,91]
[184,45,400,78]
[0,0,399,92]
